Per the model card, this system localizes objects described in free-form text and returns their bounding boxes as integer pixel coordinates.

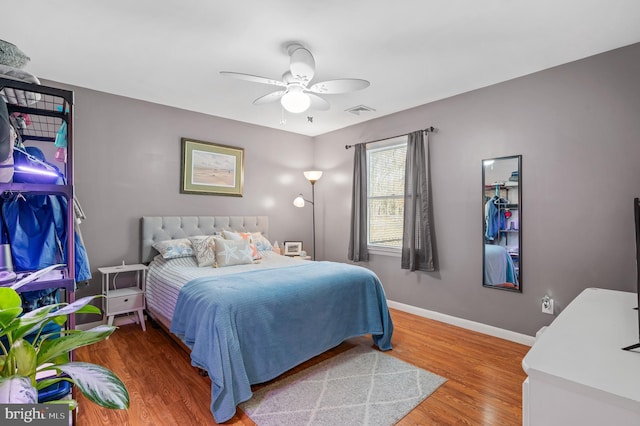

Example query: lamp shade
[281,86,311,113]
[303,170,323,183]
[293,195,305,207]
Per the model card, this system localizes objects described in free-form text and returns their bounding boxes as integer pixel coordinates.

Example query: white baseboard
[75,320,103,331]
[387,300,535,346]
[77,302,534,346]
[75,314,143,331]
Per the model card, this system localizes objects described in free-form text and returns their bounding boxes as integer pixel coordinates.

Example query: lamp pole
[310,180,316,261]
[296,171,322,261]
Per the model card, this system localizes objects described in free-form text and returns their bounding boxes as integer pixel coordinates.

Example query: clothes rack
[0,76,76,319]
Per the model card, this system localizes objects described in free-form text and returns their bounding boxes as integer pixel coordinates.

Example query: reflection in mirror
[483,155,521,292]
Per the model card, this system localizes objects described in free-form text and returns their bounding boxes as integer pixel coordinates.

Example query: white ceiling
[4,1,640,137]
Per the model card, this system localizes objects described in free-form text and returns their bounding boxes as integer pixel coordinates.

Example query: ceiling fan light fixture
[281,86,311,113]
[224,43,370,116]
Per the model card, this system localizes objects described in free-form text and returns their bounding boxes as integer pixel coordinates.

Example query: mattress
[146,251,306,322]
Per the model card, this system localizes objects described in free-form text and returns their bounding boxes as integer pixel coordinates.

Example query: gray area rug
[240,344,446,426]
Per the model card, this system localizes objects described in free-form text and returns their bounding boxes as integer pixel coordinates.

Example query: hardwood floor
[75,309,530,425]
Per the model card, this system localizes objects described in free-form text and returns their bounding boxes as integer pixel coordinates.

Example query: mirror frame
[482,155,522,292]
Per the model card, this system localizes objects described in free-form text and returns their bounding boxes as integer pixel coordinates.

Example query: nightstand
[293,256,312,260]
[98,264,147,331]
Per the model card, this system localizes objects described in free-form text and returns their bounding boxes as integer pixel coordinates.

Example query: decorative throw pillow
[251,232,273,251]
[214,238,253,267]
[152,238,193,259]
[188,235,217,267]
[223,230,261,260]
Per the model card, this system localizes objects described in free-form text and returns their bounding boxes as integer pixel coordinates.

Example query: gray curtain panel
[401,130,435,271]
[348,143,369,262]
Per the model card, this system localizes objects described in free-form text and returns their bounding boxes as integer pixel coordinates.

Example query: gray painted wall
[314,42,640,336]
[43,42,640,335]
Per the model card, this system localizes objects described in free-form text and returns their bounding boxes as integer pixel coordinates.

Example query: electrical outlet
[541,295,554,315]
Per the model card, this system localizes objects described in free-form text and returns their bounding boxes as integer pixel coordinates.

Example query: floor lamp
[293,171,322,260]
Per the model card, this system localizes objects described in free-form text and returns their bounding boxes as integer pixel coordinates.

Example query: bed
[141,216,394,423]
[484,244,518,289]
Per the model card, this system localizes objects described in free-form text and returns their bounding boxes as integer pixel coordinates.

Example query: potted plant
[0,285,129,410]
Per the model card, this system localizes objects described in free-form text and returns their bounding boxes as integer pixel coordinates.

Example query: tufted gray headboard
[140,216,269,264]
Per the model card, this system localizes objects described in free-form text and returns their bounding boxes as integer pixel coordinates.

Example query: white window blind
[367,137,407,249]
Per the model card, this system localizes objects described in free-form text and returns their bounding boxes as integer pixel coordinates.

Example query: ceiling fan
[220,43,370,114]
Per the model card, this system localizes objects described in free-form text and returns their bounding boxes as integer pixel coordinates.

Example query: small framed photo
[283,241,302,256]
[180,138,244,196]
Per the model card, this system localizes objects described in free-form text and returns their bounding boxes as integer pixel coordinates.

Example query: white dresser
[522,288,640,425]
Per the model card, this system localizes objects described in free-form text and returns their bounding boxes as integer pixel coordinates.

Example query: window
[367,136,407,250]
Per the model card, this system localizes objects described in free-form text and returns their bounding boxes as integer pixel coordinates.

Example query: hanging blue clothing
[485,196,506,241]
[1,193,91,282]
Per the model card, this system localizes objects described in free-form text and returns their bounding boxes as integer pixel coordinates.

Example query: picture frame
[283,241,303,256]
[180,138,244,196]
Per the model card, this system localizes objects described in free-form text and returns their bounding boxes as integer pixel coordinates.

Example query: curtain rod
[344,126,435,150]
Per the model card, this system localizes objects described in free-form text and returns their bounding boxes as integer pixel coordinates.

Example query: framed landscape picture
[180,138,244,196]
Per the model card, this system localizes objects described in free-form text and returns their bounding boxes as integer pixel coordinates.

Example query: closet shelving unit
[0,76,76,326]
[485,182,519,243]
[485,182,520,276]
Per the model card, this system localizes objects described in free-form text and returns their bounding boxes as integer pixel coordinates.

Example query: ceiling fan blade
[288,45,315,84]
[307,93,330,111]
[308,78,370,94]
[220,71,286,87]
[253,90,286,105]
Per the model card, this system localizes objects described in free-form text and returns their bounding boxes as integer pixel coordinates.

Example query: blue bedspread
[484,244,518,286]
[170,261,394,423]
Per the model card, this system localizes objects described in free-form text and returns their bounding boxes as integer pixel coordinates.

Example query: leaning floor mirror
[483,155,521,292]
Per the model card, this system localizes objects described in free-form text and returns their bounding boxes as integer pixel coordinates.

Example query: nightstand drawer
[108,290,144,313]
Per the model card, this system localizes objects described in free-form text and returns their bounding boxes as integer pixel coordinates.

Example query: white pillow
[188,235,217,267]
[222,230,243,240]
[214,238,253,267]
[152,238,193,259]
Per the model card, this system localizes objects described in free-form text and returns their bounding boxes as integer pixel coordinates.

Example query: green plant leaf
[0,376,37,404]
[49,314,67,327]
[0,288,127,411]
[11,296,101,336]
[44,398,78,410]
[10,339,37,377]
[8,304,60,341]
[0,287,22,310]
[46,302,102,327]
[54,362,129,409]
[37,325,115,365]
[46,351,70,367]
[52,295,102,317]
[19,303,59,320]
[0,307,22,330]
[74,304,102,315]
[36,376,69,390]
[2,296,105,344]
